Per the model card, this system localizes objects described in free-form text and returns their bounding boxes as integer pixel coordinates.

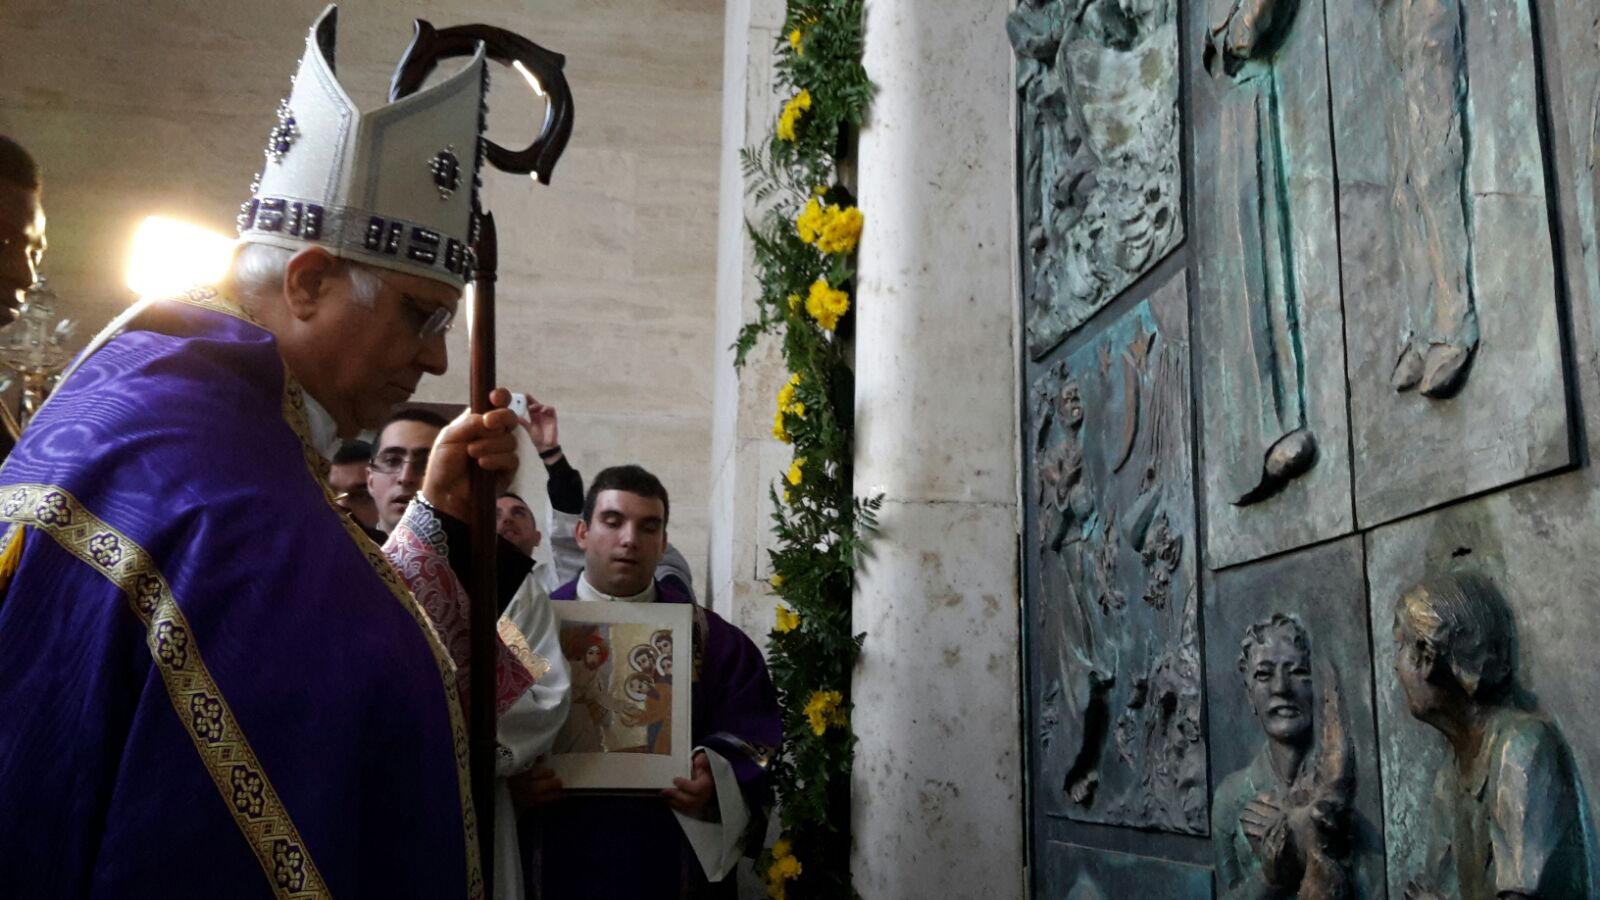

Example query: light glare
[126,216,236,298]
[513,60,545,97]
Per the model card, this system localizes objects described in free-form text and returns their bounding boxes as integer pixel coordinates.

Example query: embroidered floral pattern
[272,839,307,891]
[191,693,225,742]
[386,521,537,715]
[88,532,122,567]
[133,573,162,615]
[401,495,450,554]
[154,620,190,669]
[0,482,330,899]
[231,765,267,817]
[34,492,71,526]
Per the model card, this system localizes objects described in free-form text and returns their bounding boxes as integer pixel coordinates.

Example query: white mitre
[238,5,487,288]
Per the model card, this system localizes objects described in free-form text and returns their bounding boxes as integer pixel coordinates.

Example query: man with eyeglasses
[0,11,554,896]
[369,408,451,534]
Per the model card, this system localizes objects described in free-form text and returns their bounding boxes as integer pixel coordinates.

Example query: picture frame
[548,600,693,791]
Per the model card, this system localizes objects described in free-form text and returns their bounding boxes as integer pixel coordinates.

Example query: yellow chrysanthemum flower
[795,197,826,245]
[772,409,790,443]
[789,28,804,55]
[766,837,802,899]
[782,487,791,504]
[804,689,848,735]
[804,278,850,332]
[770,573,785,590]
[776,373,805,423]
[786,457,806,486]
[787,292,801,312]
[775,605,799,632]
[776,89,812,142]
[817,205,864,255]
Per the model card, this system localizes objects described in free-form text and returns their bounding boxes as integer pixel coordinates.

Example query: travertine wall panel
[850,0,1024,895]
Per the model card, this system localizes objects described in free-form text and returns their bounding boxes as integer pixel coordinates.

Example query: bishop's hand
[422,387,520,521]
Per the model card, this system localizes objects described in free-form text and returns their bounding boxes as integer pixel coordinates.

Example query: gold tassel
[0,525,25,595]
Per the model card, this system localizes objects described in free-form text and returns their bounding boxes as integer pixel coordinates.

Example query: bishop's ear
[574,517,589,551]
[282,246,341,321]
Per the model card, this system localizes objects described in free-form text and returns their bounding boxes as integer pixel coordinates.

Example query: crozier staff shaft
[389,19,574,893]
[467,210,499,883]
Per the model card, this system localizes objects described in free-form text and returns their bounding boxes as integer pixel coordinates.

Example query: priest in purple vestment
[519,464,782,899]
[0,8,550,897]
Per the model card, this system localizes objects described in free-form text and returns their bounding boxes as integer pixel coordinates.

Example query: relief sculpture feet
[1390,337,1476,399]
[1234,428,1318,506]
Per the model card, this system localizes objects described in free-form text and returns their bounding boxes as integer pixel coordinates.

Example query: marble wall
[850,0,1024,897]
[0,0,725,588]
[708,0,791,641]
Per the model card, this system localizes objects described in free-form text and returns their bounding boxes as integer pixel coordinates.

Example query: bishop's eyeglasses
[371,271,454,339]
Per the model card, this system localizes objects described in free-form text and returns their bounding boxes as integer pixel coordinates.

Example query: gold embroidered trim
[182,284,482,894]
[276,358,484,900]
[163,285,262,326]
[36,285,481,897]
[498,616,552,682]
[0,483,329,899]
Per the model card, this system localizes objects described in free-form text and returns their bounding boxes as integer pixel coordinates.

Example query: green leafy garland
[734,2,877,897]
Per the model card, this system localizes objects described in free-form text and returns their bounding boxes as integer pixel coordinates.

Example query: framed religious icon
[549,600,693,790]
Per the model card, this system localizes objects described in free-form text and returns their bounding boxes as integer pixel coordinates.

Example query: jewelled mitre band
[238,5,489,289]
[240,197,477,281]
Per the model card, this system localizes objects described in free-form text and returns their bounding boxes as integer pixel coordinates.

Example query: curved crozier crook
[388,20,574,185]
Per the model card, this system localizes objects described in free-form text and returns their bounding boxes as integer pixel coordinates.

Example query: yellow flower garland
[776,89,812,142]
[766,837,803,899]
[803,689,848,735]
[804,279,850,332]
[775,605,800,632]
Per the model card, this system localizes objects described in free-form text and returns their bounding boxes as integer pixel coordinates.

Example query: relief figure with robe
[1393,574,1594,900]
[1205,0,1318,506]
[1377,0,1479,399]
[1213,613,1383,899]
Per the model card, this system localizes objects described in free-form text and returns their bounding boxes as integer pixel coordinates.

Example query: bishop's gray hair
[1238,612,1311,677]
[229,243,383,312]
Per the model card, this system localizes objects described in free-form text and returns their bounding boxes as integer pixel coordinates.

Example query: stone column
[850,0,1023,896]
[709,0,791,640]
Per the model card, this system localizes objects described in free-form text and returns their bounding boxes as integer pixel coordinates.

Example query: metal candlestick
[0,278,77,436]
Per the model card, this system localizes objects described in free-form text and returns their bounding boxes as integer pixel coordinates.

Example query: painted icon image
[556,622,676,756]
